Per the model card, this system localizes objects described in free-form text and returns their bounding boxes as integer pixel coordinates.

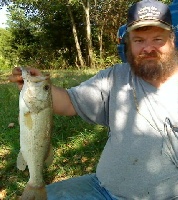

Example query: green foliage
[0,28,16,69]
[3,0,130,68]
[0,69,108,199]
[6,1,83,68]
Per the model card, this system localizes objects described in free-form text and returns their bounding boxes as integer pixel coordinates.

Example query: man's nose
[142,41,156,54]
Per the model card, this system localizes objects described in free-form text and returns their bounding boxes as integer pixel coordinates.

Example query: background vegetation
[0,0,171,70]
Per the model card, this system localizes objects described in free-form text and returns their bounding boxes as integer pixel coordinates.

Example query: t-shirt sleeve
[67,68,113,126]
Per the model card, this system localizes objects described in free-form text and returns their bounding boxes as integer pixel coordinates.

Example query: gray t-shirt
[67,63,178,199]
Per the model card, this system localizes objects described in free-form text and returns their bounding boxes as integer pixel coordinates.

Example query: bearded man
[126,26,178,85]
[9,0,178,199]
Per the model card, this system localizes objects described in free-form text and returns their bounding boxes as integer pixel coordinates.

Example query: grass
[0,68,108,199]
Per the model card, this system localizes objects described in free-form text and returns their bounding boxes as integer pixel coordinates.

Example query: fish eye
[43,85,49,91]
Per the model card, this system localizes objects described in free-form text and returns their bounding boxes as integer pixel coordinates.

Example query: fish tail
[20,183,47,200]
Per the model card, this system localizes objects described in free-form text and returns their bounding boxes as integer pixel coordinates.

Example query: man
[9,0,178,199]
[117,24,127,62]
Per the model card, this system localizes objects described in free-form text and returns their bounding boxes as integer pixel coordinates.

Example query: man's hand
[9,67,42,90]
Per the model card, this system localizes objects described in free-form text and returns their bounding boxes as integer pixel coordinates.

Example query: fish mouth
[21,67,50,82]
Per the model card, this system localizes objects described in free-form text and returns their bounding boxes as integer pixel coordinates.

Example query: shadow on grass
[46,115,108,184]
[0,69,108,199]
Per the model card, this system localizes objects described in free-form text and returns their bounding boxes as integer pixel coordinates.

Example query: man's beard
[127,45,178,82]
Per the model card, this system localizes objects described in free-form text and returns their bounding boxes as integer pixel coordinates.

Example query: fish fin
[45,144,53,166]
[20,183,47,200]
[17,151,27,171]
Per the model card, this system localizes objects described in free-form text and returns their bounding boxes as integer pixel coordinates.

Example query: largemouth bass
[17,68,53,200]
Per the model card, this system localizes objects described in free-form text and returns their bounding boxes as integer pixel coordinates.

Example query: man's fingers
[9,67,23,82]
[9,74,23,83]
[12,67,22,75]
[27,68,42,76]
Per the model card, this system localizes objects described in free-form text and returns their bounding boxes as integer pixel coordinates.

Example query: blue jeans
[46,173,124,200]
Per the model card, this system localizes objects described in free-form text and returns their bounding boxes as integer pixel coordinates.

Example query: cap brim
[127,20,171,32]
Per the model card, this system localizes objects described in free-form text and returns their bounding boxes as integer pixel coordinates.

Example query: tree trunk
[67,1,85,67]
[98,25,104,59]
[81,0,94,68]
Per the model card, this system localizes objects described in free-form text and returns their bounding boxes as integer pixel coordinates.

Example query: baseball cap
[127,0,172,32]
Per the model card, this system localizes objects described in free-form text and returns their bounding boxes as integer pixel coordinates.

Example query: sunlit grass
[0,68,108,199]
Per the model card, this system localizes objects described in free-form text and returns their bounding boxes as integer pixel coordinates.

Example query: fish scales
[17,68,53,200]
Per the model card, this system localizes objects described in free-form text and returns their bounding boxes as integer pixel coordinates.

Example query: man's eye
[134,39,143,43]
[154,38,163,43]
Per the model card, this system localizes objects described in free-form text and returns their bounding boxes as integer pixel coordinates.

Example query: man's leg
[46,173,119,200]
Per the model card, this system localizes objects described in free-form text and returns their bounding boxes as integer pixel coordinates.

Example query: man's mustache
[137,51,161,59]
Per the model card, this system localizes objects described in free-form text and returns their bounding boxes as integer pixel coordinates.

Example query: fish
[17,67,53,200]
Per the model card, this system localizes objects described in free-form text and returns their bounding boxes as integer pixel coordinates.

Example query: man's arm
[51,86,77,116]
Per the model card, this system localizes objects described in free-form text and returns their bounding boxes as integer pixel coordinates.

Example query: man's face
[127,26,178,82]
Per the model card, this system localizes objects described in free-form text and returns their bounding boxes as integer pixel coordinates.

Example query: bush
[0,55,11,70]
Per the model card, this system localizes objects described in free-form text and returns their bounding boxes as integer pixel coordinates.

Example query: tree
[7,0,79,68]
[0,28,16,68]
[1,0,136,68]
[67,0,85,67]
[80,0,94,67]
[90,0,133,59]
